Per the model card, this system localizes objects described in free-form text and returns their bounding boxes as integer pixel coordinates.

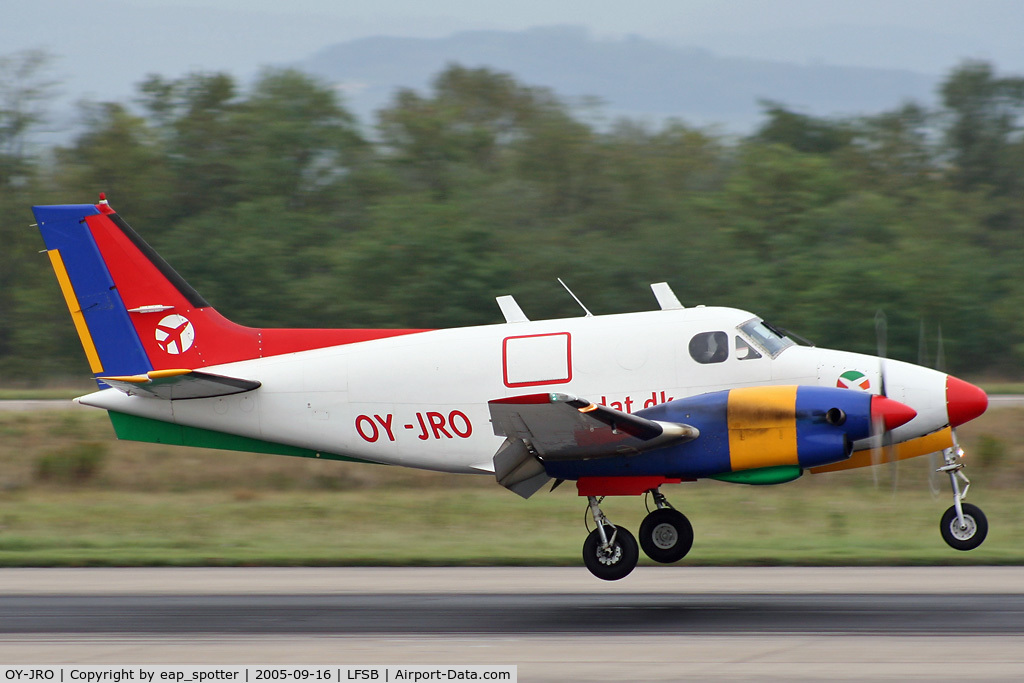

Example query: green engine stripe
[710,465,803,485]
[107,411,375,464]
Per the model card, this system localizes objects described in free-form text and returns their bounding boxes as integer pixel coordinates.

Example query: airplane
[31,195,990,580]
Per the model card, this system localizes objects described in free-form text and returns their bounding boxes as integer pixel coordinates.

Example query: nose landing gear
[937,441,988,551]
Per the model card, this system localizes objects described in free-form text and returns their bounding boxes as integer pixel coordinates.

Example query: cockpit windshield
[738,318,795,358]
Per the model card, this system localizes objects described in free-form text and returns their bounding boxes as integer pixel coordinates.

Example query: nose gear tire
[940,502,988,551]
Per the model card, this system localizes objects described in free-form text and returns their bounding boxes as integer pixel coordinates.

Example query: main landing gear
[583,488,693,581]
[583,496,639,581]
[937,440,988,551]
[638,489,694,564]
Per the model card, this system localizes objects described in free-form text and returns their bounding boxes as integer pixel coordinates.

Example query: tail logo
[155,314,195,355]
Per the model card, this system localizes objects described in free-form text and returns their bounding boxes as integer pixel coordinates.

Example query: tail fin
[33,197,424,385]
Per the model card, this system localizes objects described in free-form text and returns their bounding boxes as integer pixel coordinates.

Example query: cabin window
[689,331,729,364]
[736,336,762,360]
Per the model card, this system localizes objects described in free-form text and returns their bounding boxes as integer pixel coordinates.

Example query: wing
[98,368,261,399]
[488,392,699,498]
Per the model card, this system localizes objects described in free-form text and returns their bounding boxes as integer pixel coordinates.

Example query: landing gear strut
[638,488,694,564]
[582,496,639,581]
[937,440,988,551]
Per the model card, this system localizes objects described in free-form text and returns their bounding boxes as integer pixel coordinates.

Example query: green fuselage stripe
[107,411,374,464]
[709,465,803,485]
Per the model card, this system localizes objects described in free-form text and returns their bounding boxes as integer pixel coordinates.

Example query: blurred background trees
[2,56,1022,381]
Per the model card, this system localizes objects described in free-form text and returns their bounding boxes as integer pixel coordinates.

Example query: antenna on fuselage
[495,295,530,323]
[557,278,593,318]
[650,282,684,310]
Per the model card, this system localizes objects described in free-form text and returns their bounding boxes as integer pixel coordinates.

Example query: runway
[4,591,1024,635]
[2,568,1023,681]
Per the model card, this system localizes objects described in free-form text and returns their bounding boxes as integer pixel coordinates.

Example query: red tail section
[82,198,425,371]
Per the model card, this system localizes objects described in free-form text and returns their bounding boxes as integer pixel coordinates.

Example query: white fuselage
[79,306,951,474]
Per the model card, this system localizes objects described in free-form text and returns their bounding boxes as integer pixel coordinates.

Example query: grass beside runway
[2,487,1024,566]
[0,407,1023,566]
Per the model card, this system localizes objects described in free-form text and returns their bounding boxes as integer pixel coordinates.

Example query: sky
[3,0,1023,138]
[108,0,1016,36]
[102,0,1022,66]
[11,0,1024,71]
[9,1,1023,78]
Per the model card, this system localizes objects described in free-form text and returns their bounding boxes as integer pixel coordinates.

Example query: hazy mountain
[680,23,1011,76]
[300,27,940,130]
[1,0,968,138]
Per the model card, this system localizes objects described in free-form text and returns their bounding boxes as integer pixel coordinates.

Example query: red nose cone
[946,376,988,427]
[870,395,918,431]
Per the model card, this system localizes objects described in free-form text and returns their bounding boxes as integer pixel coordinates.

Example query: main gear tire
[583,525,639,581]
[639,508,694,564]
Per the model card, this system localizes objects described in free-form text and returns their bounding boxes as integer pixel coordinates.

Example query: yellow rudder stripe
[48,249,103,373]
[727,385,799,470]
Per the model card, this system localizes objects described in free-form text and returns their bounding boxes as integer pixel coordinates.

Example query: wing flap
[493,438,550,498]
[488,392,699,462]
[98,369,261,399]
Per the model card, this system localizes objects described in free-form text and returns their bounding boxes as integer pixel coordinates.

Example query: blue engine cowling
[543,385,877,481]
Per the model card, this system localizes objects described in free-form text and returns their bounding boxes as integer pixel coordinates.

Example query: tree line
[1,52,1022,380]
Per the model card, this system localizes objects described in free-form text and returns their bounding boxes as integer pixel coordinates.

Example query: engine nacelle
[543,385,903,481]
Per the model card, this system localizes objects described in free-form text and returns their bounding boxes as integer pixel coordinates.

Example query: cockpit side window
[689,331,729,364]
[736,335,762,360]
[738,318,795,358]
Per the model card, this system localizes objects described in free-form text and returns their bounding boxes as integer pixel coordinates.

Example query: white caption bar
[0,668,516,683]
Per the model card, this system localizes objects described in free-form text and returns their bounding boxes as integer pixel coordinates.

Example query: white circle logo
[155,314,195,355]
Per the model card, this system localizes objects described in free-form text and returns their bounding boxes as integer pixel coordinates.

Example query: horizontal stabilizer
[98,368,261,400]
[488,392,699,462]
